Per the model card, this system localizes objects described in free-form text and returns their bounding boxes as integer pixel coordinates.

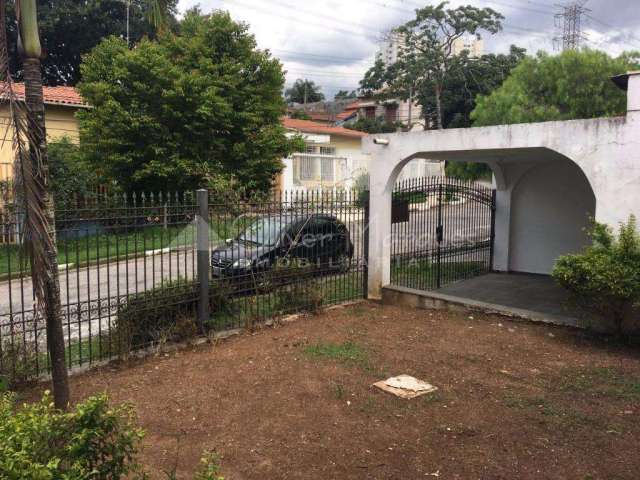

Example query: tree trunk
[407,85,413,131]
[434,83,443,130]
[23,57,70,410]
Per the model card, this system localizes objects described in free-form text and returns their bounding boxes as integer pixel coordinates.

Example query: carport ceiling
[410,147,566,164]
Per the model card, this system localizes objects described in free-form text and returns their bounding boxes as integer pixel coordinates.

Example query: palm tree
[147,0,170,32]
[124,0,171,44]
[8,0,69,409]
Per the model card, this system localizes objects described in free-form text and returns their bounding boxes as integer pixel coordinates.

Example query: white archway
[361,91,640,298]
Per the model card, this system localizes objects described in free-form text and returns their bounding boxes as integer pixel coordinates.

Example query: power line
[554,1,590,51]
[585,14,640,49]
[225,0,380,42]
[273,49,373,63]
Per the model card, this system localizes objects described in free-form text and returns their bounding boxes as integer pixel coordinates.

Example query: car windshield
[238,217,285,246]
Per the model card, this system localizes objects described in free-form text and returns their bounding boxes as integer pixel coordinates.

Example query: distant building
[277,118,370,192]
[451,34,484,58]
[371,33,423,130]
[277,118,442,192]
[0,83,87,182]
[377,32,406,66]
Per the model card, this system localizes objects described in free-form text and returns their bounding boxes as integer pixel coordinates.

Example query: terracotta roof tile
[282,117,366,138]
[1,82,87,107]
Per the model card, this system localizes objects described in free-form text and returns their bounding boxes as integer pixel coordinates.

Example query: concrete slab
[438,273,578,320]
[382,273,591,329]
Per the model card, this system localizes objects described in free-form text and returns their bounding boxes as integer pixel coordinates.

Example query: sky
[176,0,640,99]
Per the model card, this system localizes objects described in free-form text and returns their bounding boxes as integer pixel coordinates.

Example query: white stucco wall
[362,73,640,298]
[508,160,596,274]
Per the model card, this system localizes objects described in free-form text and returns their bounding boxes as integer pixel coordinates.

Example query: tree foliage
[334,89,357,100]
[48,137,99,204]
[472,49,640,126]
[5,0,177,86]
[552,216,640,336]
[427,45,526,129]
[349,116,402,134]
[285,78,325,104]
[78,9,300,193]
[360,1,503,129]
[289,109,311,120]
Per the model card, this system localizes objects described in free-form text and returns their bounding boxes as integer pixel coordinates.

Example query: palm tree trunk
[18,1,69,410]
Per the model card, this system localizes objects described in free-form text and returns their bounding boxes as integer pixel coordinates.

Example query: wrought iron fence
[390,176,495,291]
[0,189,368,384]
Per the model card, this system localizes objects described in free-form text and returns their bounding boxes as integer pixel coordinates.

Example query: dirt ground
[26,302,640,479]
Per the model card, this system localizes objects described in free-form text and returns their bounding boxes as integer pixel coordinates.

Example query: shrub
[0,338,39,389]
[272,274,325,315]
[115,279,233,353]
[0,391,144,479]
[552,215,640,335]
[193,451,225,480]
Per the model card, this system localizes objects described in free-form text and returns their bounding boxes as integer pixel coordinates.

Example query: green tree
[438,46,526,180]
[334,89,357,100]
[472,49,640,126]
[5,0,177,86]
[361,1,503,129]
[285,78,325,104]
[48,137,98,204]
[428,45,526,129]
[78,9,300,193]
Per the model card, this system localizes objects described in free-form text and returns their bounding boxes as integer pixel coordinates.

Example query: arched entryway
[389,175,496,291]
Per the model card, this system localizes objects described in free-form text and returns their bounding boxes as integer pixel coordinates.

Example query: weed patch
[558,367,640,399]
[303,341,369,369]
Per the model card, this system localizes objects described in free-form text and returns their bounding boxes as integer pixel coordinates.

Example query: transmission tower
[554,1,590,51]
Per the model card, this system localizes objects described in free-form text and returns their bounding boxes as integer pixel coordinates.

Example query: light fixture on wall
[373,138,390,146]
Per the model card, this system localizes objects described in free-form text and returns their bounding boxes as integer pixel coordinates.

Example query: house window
[385,104,398,123]
[306,144,317,154]
[321,157,334,181]
[299,156,316,180]
[320,146,336,156]
[365,106,376,119]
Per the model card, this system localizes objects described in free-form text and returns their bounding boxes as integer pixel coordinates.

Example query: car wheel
[334,252,351,273]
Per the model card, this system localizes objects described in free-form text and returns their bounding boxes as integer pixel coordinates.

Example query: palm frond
[148,0,170,32]
[0,0,55,321]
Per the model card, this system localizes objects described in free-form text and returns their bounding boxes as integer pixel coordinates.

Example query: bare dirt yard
[26,302,640,479]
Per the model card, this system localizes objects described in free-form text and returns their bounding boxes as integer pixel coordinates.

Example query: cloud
[178,0,640,98]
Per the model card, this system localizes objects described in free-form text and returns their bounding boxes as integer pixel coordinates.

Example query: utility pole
[554,1,590,51]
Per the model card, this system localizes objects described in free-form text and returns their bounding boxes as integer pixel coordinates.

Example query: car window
[238,217,283,246]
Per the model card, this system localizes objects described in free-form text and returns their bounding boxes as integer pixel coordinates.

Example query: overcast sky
[176,0,640,99]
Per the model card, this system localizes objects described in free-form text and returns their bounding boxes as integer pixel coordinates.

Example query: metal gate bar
[390,176,496,291]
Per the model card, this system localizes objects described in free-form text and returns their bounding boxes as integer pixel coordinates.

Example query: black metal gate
[390,176,496,291]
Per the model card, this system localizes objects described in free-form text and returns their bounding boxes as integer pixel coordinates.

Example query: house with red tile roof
[277,117,370,192]
[0,83,89,180]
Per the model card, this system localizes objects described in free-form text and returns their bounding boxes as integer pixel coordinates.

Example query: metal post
[196,189,210,330]
[436,182,443,289]
[362,190,370,299]
[489,189,497,272]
